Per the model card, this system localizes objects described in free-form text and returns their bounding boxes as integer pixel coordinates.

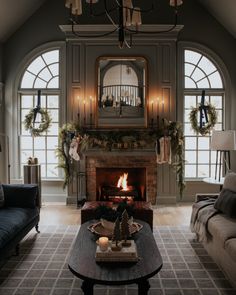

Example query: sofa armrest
[195,193,219,202]
[2,184,39,209]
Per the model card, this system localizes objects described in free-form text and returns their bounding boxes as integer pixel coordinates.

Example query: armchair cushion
[214,189,236,218]
[223,171,236,192]
[2,184,38,209]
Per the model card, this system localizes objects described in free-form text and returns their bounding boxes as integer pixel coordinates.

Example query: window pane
[197,95,209,104]
[185,151,196,163]
[185,76,196,88]
[41,164,46,178]
[34,150,46,163]
[184,109,191,122]
[49,63,59,76]
[185,50,201,64]
[184,96,196,109]
[198,165,209,178]
[198,151,209,163]
[21,95,34,108]
[34,78,47,88]
[47,76,59,88]
[49,110,59,122]
[21,150,32,164]
[185,137,197,150]
[21,137,33,150]
[184,123,195,136]
[38,67,52,81]
[197,78,210,88]
[48,96,59,108]
[47,123,59,135]
[209,72,223,88]
[210,96,222,108]
[198,56,217,75]
[47,164,59,177]
[47,151,57,163]
[21,71,35,88]
[185,165,196,178]
[47,137,58,149]
[191,67,205,82]
[42,50,59,64]
[185,63,195,76]
[27,56,45,75]
[34,95,46,108]
[34,137,46,150]
[198,137,209,150]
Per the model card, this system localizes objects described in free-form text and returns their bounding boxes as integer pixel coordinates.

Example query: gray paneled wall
[63,26,181,204]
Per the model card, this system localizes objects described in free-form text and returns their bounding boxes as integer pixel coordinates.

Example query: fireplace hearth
[86,154,157,204]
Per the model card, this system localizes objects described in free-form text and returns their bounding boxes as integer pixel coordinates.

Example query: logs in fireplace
[96,168,146,202]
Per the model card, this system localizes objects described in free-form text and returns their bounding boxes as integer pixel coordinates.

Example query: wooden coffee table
[68,220,163,295]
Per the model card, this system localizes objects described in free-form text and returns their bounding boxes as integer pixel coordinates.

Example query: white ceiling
[0,0,46,42]
[0,0,235,43]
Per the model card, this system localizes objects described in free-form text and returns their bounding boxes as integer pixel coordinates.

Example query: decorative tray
[95,240,139,262]
[88,222,143,238]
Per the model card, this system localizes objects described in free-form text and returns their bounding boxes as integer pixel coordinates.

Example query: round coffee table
[68,220,162,295]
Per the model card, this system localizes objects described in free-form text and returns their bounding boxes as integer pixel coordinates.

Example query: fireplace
[85,154,157,204]
[96,168,146,202]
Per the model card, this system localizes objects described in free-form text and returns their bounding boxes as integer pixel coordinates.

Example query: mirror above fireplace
[96,56,147,128]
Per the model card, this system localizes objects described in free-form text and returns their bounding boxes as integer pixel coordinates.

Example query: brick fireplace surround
[86,153,157,204]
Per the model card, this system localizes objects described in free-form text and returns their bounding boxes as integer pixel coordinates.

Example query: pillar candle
[98,237,109,251]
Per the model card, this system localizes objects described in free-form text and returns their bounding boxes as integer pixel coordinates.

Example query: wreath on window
[189,103,217,136]
[24,108,52,136]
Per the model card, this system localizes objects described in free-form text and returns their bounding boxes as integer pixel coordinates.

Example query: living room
[0,0,236,294]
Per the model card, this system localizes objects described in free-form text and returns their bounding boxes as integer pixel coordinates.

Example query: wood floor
[39,203,193,227]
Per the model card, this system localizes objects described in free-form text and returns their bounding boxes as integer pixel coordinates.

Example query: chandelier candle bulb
[98,237,109,251]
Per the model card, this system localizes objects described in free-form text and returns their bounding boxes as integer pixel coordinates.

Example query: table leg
[81,280,94,295]
[137,279,150,295]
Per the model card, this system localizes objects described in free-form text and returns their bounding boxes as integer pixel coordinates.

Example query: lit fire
[117,173,129,191]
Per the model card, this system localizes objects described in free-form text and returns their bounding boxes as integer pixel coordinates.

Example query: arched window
[19,49,60,179]
[184,49,224,179]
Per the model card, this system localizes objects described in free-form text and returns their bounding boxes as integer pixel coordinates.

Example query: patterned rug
[0,225,235,295]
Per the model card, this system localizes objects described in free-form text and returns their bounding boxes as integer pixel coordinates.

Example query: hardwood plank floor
[39,203,193,227]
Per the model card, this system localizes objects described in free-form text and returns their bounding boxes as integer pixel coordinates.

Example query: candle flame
[117,173,129,191]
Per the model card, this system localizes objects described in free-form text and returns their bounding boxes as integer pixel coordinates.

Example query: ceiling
[0,0,235,43]
[0,0,46,42]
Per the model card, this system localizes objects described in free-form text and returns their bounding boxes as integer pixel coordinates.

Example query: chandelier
[65,0,183,48]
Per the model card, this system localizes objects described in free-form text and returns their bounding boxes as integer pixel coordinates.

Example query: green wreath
[189,103,217,136]
[24,108,52,136]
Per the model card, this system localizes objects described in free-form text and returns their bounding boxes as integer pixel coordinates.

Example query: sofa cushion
[2,184,38,209]
[214,189,236,218]
[207,214,236,248]
[225,238,236,263]
[0,184,4,208]
[0,207,39,249]
[223,171,236,192]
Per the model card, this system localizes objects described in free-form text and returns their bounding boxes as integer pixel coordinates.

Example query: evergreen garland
[57,119,185,198]
[189,104,217,136]
[24,108,52,136]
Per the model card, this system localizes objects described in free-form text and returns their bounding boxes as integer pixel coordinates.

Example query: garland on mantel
[57,119,185,197]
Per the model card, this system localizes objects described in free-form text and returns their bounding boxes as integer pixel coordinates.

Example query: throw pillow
[0,183,4,208]
[223,171,236,192]
[2,184,38,209]
[214,189,236,218]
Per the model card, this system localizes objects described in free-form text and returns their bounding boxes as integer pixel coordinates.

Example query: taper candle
[83,99,86,126]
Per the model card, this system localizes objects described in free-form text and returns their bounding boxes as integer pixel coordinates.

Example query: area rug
[0,225,235,295]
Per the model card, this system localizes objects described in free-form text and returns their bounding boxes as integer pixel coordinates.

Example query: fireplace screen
[96,168,146,202]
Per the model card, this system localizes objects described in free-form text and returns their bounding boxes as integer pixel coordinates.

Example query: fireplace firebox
[96,168,146,202]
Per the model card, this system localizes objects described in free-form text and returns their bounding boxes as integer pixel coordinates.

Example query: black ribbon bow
[33,90,41,124]
[199,90,209,128]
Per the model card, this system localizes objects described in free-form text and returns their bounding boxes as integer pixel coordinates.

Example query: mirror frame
[95,56,148,128]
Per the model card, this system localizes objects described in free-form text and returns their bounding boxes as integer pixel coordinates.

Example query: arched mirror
[96,57,147,127]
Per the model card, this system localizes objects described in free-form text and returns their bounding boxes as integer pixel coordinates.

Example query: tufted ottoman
[81,201,153,230]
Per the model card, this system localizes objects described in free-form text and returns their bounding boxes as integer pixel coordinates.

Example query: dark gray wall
[0,43,2,82]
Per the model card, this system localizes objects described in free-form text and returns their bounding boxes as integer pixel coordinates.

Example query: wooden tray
[88,222,143,238]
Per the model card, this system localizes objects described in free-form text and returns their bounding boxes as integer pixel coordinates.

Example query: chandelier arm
[71,22,119,38]
[125,7,178,35]
[104,0,119,28]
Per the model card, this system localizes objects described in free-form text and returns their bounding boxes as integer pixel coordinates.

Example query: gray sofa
[0,184,40,266]
[191,172,236,288]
